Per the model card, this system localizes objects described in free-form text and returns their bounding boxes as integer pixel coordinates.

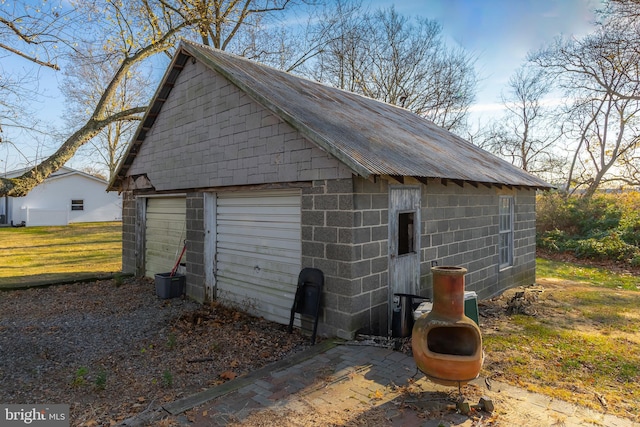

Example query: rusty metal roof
[110,40,552,191]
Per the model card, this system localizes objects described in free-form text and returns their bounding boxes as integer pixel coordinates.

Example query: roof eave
[107,48,193,192]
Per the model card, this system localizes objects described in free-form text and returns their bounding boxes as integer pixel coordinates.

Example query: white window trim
[499,196,514,269]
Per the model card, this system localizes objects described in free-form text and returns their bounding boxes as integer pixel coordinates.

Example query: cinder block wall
[126,57,352,192]
[350,177,391,336]
[185,192,206,302]
[301,177,390,339]
[301,178,355,339]
[121,191,137,275]
[300,177,538,339]
[419,182,537,299]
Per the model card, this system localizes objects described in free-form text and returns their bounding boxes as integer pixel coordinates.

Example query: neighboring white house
[1,166,122,226]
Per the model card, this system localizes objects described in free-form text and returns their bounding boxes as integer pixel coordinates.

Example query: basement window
[71,199,84,211]
[398,211,415,255]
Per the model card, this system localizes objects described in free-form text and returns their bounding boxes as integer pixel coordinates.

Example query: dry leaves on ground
[0,277,309,426]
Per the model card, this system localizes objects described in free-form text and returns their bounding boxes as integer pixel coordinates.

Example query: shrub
[536,192,574,234]
[536,192,621,237]
[568,195,621,237]
[537,191,640,264]
[573,233,640,262]
[537,229,573,252]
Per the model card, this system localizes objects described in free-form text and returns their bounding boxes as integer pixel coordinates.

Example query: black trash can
[391,293,427,338]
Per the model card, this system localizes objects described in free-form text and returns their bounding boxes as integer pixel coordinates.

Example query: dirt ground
[1,263,638,427]
[0,277,309,426]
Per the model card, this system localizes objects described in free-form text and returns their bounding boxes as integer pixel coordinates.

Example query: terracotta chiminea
[412,266,483,386]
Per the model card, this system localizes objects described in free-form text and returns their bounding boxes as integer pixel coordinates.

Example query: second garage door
[215,190,301,325]
[145,197,186,277]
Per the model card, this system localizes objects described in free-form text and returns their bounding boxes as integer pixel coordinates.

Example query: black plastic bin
[154,273,185,299]
[391,293,428,338]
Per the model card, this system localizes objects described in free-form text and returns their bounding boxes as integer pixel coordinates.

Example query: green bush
[573,233,640,262]
[536,191,640,264]
[536,192,621,236]
[619,212,640,246]
[537,229,574,252]
[536,192,575,234]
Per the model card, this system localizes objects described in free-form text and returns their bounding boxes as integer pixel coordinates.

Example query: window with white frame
[499,196,514,268]
[71,199,84,211]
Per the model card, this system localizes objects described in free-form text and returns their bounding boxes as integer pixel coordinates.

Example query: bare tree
[309,1,369,92]
[0,0,79,165]
[0,0,73,70]
[311,6,477,132]
[60,44,152,180]
[531,22,640,197]
[0,0,315,197]
[594,0,640,101]
[562,85,640,197]
[483,67,565,181]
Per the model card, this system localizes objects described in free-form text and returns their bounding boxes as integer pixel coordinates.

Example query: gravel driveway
[0,277,307,426]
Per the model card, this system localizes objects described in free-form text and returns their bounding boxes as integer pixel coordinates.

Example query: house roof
[3,166,109,185]
[109,40,552,191]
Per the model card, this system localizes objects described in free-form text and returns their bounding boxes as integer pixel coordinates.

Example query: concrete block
[362,210,381,226]
[301,210,324,226]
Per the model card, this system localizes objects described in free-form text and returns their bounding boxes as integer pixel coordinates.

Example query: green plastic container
[464,291,479,325]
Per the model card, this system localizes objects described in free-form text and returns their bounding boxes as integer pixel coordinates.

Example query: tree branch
[0,42,60,70]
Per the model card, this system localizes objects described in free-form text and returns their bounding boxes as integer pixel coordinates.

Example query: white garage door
[216,190,301,324]
[145,197,186,277]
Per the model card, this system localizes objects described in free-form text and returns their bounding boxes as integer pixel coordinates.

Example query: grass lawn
[482,257,640,420]
[0,222,122,289]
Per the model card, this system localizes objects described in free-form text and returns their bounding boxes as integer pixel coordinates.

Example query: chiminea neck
[431,266,467,319]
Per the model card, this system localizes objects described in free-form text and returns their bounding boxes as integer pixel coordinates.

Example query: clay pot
[412,266,483,386]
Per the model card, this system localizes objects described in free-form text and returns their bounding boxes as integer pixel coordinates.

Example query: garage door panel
[146,213,186,225]
[217,252,300,277]
[220,257,299,287]
[217,192,299,203]
[147,199,185,213]
[217,280,295,321]
[219,225,300,242]
[217,213,299,224]
[217,204,298,215]
[217,234,300,249]
[217,239,300,268]
[216,190,301,325]
[217,267,297,299]
[145,197,186,278]
[218,292,291,323]
[217,223,300,236]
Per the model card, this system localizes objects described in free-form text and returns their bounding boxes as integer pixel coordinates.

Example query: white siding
[215,190,301,324]
[145,197,186,277]
[5,168,121,226]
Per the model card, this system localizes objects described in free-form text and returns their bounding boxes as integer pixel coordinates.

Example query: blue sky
[377,0,600,112]
[1,0,601,171]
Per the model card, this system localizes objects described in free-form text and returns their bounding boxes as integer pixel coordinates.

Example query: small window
[71,199,84,211]
[499,196,514,268]
[398,211,415,255]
